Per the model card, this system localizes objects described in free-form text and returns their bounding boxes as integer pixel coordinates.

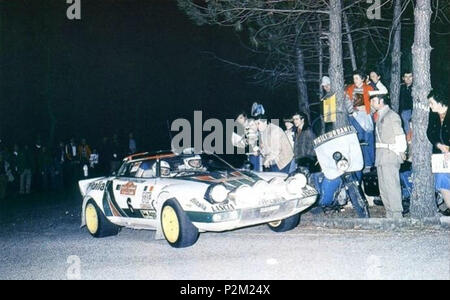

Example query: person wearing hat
[320,76,337,133]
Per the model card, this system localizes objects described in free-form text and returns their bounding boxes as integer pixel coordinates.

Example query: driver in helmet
[152,160,171,177]
[182,155,204,171]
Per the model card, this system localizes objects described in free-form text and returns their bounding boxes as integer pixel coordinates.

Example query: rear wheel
[85,200,120,238]
[161,199,199,248]
[268,213,301,232]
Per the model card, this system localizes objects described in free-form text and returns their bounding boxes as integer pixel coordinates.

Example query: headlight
[208,184,228,203]
[269,177,287,195]
[337,159,349,171]
[234,185,254,206]
[253,180,270,198]
[293,173,307,188]
[285,174,307,195]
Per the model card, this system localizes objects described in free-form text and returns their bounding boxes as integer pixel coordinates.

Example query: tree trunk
[318,18,324,99]
[359,30,368,73]
[296,46,310,119]
[343,12,357,71]
[328,0,347,127]
[390,0,402,112]
[410,0,436,218]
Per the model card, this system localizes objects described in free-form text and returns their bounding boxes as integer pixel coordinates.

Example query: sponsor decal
[89,182,105,191]
[313,126,356,148]
[190,198,207,211]
[140,209,157,219]
[120,181,137,196]
[141,186,155,209]
[258,198,285,207]
[211,203,235,212]
[260,205,280,218]
[301,188,318,198]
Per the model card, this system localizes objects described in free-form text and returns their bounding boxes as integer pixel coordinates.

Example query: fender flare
[154,191,171,240]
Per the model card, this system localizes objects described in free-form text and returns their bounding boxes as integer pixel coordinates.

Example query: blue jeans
[349,116,375,168]
[249,155,262,172]
[288,160,298,174]
[311,172,342,207]
[401,110,412,134]
[399,170,413,198]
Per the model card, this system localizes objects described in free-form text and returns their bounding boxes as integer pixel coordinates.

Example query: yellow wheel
[267,213,301,232]
[160,199,199,248]
[162,205,180,244]
[84,200,120,238]
[85,203,99,235]
[268,220,282,228]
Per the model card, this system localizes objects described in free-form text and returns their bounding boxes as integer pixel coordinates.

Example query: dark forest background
[0,0,448,151]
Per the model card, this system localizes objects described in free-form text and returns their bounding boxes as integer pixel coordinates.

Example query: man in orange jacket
[345,71,375,172]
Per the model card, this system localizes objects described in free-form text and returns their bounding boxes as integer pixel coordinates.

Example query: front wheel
[268,213,301,232]
[85,200,120,238]
[161,199,199,248]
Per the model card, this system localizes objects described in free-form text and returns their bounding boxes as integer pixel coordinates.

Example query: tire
[347,182,370,218]
[268,213,301,232]
[85,200,120,238]
[161,199,199,248]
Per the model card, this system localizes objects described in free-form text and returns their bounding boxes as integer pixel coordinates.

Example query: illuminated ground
[0,189,448,280]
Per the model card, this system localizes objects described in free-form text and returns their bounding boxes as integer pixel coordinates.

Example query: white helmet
[183,155,203,170]
[152,160,171,177]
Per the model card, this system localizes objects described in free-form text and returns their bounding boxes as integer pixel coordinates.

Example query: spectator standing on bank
[399,71,414,134]
[371,94,407,219]
[37,146,53,191]
[256,116,294,173]
[292,112,316,169]
[346,71,375,172]
[78,138,92,166]
[18,145,33,194]
[368,70,389,96]
[128,132,137,155]
[98,136,111,175]
[320,76,337,132]
[0,152,13,200]
[427,91,450,209]
[110,134,123,173]
[65,138,79,183]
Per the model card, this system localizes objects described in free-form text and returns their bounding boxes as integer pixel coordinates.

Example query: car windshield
[165,153,237,176]
[122,152,239,178]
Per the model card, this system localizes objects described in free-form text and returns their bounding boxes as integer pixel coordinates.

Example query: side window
[135,160,156,178]
[117,162,142,178]
[117,163,129,177]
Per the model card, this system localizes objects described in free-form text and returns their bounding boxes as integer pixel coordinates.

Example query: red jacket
[346,84,374,115]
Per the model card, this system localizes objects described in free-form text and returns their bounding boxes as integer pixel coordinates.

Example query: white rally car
[79,150,318,248]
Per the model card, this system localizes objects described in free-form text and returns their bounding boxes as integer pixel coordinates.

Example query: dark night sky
[0,0,296,150]
[0,0,448,151]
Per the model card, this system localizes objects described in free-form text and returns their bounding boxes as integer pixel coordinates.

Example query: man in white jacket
[371,94,407,218]
[256,117,294,173]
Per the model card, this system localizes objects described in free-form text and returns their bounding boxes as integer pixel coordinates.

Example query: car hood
[174,170,260,189]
